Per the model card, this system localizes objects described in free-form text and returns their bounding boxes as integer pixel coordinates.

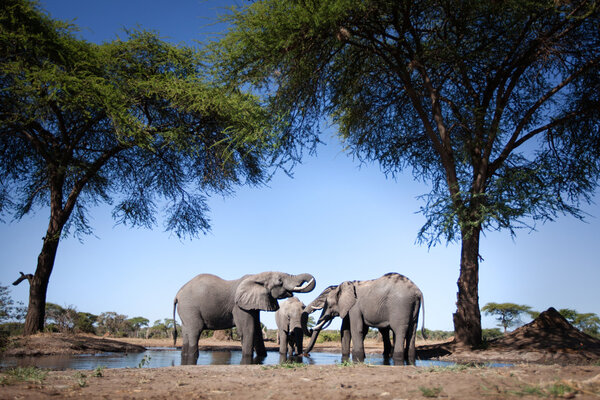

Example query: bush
[417,329,454,341]
[0,322,24,336]
[200,329,214,339]
[365,328,379,339]
[316,330,341,343]
[482,328,503,341]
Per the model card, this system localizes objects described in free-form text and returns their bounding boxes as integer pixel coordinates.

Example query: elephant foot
[392,355,407,366]
[351,352,365,363]
[256,350,267,358]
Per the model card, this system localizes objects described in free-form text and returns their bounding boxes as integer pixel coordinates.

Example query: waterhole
[0,348,511,370]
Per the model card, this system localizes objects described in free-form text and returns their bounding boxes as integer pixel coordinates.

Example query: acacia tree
[1,1,293,334]
[558,309,600,336]
[0,284,26,323]
[127,317,150,338]
[481,302,532,332]
[213,0,600,346]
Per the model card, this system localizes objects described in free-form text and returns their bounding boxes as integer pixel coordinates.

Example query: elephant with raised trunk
[275,296,310,358]
[302,273,424,364]
[173,272,315,364]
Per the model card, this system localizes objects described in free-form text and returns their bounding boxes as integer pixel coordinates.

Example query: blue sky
[1,0,599,331]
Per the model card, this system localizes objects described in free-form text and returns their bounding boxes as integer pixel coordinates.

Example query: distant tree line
[0,284,180,339]
[2,286,598,342]
[43,305,182,339]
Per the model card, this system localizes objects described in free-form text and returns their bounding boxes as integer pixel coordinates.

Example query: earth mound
[3,333,146,356]
[488,307,600,361]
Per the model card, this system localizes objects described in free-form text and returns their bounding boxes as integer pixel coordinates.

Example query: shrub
[316,331,341,343]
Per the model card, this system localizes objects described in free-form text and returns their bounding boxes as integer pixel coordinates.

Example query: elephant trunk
[302,308,332,355]
[288,273,316,293]
[292,327,303,355]
[304,326,321,354]
[301,311,312,337]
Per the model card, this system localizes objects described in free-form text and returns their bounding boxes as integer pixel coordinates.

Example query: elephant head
[235,272,316,312]
[302,281,357,353]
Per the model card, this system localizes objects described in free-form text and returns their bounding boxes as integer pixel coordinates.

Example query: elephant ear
[336,281,357,318]
[235,277,279,311]
[304,285,337,313]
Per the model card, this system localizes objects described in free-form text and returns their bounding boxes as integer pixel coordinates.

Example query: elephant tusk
[312,317,331,331]
[292,278,314,291]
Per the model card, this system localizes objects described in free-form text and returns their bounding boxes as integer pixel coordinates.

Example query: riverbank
[4,332,597,366]
[2,361,600,399]
[2,332,600,398]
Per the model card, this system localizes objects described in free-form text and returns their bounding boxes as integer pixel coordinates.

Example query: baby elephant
[275,297,311,357]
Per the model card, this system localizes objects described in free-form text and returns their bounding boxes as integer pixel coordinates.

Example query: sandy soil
[1,355,599,399]
[2,308,600,399]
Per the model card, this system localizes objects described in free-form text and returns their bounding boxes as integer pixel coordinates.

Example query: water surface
[0,348,511,370]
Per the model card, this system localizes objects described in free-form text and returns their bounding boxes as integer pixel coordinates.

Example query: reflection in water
[210,351,233,365]
[0,348,512,370]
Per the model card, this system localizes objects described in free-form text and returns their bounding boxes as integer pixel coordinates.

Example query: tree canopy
[0,284,26,323]
[213,0,600,345]
[0,0,293,334]
[558,308,600,337]
[482,302,533,332]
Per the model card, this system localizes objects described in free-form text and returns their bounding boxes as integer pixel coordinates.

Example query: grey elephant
[173,271,316,365]
[302,272,424,364]
[275,296,310,357]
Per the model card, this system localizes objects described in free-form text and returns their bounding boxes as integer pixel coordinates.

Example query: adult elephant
[302,273,424,365]
[173,272,315,365]
[275,296,310,358]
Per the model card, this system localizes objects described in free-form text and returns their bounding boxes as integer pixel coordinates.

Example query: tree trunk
[23,233,61,334]
[23,182,65,335]
[452,226,483,347]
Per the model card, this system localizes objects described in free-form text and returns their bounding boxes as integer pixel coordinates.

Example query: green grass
[419,386,443,397]
[137,354,151,368]
[262,361,306,370]
[0,366,48,385]
[92,366,106,377]
[73,371,87,387]
[547,382,578,397]
[419,363,483,373]
[508,381,579,398]
[336,360,359,367]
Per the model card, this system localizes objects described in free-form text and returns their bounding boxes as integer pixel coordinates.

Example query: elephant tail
[173,297,178,347]
[420,293,427,340]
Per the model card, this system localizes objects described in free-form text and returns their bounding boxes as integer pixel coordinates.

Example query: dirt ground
[2,309,600,399]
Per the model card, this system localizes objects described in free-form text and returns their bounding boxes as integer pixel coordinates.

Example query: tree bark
[23,230,61,334]
[453,226,483,347]
[23,178,66,335]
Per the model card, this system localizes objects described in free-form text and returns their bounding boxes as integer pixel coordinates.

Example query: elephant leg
[181,322,203,365]
[233,307,255,358]
[278,330,288,355]
[405,317,419,365]
[350,321,366,362]
[253,312,267,358]
[340,316,351,356]
[380,327,392,358]
[391,324,408,365]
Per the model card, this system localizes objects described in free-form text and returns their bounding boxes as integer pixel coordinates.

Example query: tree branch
[13,272,33,286]
[61,144,129,224]
[490,56,600,174]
